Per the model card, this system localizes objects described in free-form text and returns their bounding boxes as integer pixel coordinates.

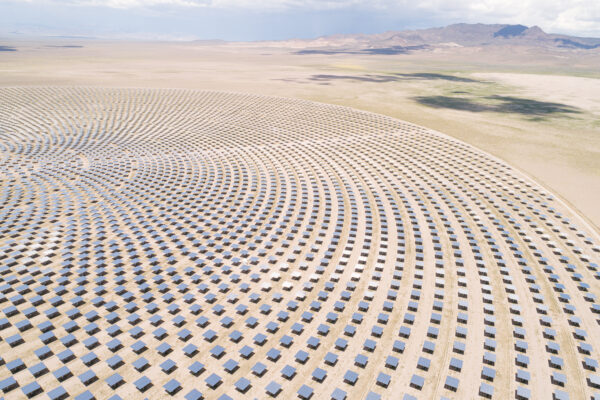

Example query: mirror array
[0,87,599,400]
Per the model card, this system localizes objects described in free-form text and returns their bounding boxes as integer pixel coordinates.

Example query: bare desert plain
[0,35,599,400]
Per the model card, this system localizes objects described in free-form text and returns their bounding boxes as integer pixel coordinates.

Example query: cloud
[35,0,373,10]
[44,0,211,8]
[415,0,600,36]
[2,0,599,38]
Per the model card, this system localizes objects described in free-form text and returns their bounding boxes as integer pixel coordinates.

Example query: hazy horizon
[1,0,599,41]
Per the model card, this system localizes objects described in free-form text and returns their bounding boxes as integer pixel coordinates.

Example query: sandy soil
[473,72,600,113]
[0,39,598,231]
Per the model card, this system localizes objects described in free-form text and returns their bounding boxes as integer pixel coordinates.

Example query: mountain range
[277,23,600,54]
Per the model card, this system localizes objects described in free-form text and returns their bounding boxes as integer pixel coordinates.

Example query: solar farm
[0,87,599,400]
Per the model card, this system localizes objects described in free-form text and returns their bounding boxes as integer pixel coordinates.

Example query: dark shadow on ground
[490,95,581,115]
[45,45,84,48]
[307,72,480,84]
[295,45,429,55]
[309,74,398,83]
[295,49,341,55]
[362,46,423,55]
[554,38,600,50]
[395,73,478,82]
[413,95,581,117]
[414,96,489,112]
[0,46,17,52]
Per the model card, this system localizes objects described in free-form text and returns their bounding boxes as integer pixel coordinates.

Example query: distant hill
[493,24,528,38]
[284,23,600,55]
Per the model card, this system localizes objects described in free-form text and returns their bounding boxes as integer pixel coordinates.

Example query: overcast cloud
[1,0,598,40]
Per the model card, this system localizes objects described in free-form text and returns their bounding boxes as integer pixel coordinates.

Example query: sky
[1,0,599,41]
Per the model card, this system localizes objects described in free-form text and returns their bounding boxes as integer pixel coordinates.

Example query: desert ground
[0,39,599,400]
[0,39,599,231]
